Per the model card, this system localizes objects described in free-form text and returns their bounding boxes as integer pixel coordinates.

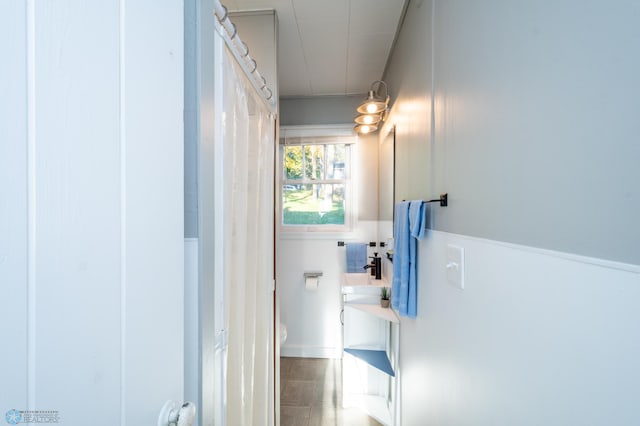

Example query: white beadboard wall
[401,230,640,426]
[0,1,184,424]
[278,221,379,358]
[184,238,199,415]
[1,0,28,415]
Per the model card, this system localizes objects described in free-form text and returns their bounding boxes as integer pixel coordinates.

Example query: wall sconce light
[354,80,389,134]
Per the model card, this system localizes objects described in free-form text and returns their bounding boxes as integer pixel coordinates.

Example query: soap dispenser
[370,252,382,280]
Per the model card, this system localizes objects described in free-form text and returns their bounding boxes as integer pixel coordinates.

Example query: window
[280,127,355,231]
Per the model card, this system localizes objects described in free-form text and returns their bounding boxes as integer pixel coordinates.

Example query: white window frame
[279,125,357,234]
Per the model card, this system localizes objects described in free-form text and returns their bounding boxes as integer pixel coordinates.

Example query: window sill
[279,228,356,240]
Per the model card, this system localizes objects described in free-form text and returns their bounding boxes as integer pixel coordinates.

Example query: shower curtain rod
[213,0,278,112]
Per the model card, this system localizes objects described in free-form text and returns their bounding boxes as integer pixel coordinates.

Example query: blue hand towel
[346,243,367,273]
[392,201,411,316]
[392,200,425,318]
[407,200,426,317]
[409,200,426,241]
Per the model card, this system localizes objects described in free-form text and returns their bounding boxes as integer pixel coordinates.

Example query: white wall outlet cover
[446,245,465,289]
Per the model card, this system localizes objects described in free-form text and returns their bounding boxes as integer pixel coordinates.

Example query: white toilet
[279,323,287,346]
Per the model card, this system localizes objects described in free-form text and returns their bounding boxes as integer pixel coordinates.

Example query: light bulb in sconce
[356,98,386,114]
[355,113,381,126]
[354,123,378,134]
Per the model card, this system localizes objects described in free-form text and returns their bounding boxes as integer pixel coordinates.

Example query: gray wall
[186,11,279,239]
[280,95,363,126]
[184,0,198,238]
[184,1,218,424]
[385,3,640,425]
[385,0,640,265]
[231,10,278,105]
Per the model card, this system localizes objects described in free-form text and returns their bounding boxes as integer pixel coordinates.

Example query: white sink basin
[342,273,370,286]
[342,272,388,288]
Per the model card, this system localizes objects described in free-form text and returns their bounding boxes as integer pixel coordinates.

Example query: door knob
[158,400,196,426]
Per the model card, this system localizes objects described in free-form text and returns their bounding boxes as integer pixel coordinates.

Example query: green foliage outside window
[282,143,348,226]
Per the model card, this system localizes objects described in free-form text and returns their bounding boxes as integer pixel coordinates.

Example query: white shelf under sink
[342,272,397,426]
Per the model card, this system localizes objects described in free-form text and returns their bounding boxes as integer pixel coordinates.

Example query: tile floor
[280,357,383,426]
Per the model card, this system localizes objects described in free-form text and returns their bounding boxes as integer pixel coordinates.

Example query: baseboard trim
[280,344,342,359]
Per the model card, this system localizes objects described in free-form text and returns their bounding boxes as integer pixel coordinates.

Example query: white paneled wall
[401,231,640,426]
[1,1,29,416]
[278,221,378,358]
[0,2,184,424]
[184,238,199,417]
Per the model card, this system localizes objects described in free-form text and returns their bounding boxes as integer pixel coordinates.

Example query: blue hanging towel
[407,200,426,317]
[392,200,426,318]
[346,243,367,273]
[409,200,426,241]
[392,201,411,316]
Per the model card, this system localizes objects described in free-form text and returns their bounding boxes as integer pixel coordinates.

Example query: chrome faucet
[363,252,382,280]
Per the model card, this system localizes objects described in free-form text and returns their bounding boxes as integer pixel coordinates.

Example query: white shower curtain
[215,31,275,425]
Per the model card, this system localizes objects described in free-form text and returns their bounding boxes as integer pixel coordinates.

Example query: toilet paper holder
[304,271,323,291]
[304,271,323,279]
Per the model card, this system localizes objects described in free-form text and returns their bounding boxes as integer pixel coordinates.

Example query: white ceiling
[226,0,407,97]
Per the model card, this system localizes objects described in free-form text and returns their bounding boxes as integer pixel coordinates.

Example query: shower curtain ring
[229,22,237,40]
[215,4,228,22]
[239,41,249,57]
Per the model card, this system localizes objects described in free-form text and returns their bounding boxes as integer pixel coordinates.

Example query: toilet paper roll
[305,276,319,291]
